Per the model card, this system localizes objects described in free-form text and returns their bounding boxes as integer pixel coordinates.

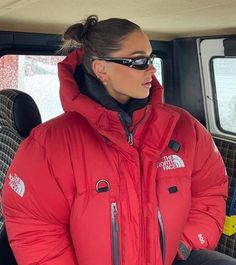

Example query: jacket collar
[73,64,149,129]
[59,49,163,120]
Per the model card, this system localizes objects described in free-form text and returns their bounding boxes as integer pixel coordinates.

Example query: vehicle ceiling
[0,0,236,40]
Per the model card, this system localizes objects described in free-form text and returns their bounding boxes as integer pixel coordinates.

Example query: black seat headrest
[0,89,42,137]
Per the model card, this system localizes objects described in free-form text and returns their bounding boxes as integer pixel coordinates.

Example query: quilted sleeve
[2,135,78,265]
[178,121,228,259]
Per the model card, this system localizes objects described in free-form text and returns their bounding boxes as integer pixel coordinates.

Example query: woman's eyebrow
[128,50,153,56]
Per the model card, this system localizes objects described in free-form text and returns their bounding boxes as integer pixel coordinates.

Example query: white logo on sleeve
[8,174,25,197]
[198,233,206,245]
[157,155,185,170]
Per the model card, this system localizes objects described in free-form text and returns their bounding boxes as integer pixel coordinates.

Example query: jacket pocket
[111,202,120,265]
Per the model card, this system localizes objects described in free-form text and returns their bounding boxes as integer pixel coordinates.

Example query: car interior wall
[152,38,206,126]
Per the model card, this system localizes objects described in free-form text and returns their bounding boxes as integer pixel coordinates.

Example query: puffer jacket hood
[58,48,164,118]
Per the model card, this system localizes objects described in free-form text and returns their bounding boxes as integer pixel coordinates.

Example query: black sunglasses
[91,54,156,70]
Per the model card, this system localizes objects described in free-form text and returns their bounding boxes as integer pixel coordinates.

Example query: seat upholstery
[0,89,41,264]
[214,137,236,258]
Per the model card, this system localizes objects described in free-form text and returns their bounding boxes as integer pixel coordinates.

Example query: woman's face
[93,30,156,104]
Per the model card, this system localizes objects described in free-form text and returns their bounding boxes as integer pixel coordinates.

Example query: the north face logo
[8,173,25,197]
[198,233,206,245]
[157,155,185,170]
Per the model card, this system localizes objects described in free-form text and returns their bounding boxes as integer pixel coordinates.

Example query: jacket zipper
[111,202,119,265]
[128,133,134,145]
[118,108,149,146]
[158,209,166,264]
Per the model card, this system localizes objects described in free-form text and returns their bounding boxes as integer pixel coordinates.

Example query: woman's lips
[142,81,152,89]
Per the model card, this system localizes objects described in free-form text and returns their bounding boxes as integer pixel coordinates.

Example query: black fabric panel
[172,38,205,125]
[0,228,17,265]
[13,93,41,137]
[214,137,236,258]
[0,31,61,55]
[223,38,236,56]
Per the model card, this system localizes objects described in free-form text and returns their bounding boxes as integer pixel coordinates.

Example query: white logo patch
[8,174,25,197]
[157,155,185,170]
[198,233,206,245]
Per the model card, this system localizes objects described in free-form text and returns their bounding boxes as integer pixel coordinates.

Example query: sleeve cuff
[177,241,191,260]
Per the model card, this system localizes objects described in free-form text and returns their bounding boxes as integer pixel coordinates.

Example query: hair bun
[59,15,99,54]
[84,15,98,27]
[82,15,98,40]
[63,23,84,43]
[63,15,98,44]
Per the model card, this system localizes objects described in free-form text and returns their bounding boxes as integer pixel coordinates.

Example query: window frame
[209,56,236,135]
[199,37,236,140]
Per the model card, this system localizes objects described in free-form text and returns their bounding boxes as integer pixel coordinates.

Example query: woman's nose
[146,64,156,74]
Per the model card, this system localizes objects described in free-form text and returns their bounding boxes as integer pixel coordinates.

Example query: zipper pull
[128,133,134,146]
[117,112,134,146]
[111,202,119,232]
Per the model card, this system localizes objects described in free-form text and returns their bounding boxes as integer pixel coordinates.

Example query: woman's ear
[92,60,108,81]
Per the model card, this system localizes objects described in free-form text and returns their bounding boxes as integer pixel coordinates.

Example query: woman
[2,15,234,265]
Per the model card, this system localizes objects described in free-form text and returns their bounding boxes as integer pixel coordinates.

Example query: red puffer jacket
[2,49,228,265]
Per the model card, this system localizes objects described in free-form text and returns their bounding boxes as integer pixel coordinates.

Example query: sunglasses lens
[131,58,148,70]
[132,56,155,70]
